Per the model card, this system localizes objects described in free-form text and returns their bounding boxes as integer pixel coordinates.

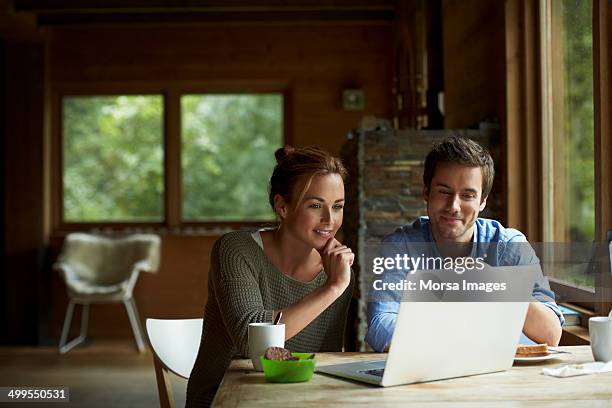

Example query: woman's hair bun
[274,146,296,163]
[268,145,347,211]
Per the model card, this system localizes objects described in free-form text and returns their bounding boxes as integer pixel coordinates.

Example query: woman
[186,146,355,407]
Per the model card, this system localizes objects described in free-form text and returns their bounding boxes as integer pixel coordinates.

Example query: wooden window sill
[560,325,590,346]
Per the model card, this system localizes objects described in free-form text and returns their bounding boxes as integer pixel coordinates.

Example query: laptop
[317,264,540,387]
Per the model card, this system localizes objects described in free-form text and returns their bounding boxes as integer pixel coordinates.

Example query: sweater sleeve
[210,235,274,357]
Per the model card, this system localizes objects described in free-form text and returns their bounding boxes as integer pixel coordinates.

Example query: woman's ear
[273,194,289,219]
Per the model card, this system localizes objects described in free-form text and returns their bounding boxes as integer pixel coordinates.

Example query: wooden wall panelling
[442,0,507,224]
[1,0,47,345]
[425,0,444,129]
[504,0,543,241]
[1,36,45,344]
[442,0,506,130]
[47,25,394,156]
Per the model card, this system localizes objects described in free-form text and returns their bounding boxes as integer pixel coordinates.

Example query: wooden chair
[146,318,203,408]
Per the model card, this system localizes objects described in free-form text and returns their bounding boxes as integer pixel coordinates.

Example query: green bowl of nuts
[260,348,316,383]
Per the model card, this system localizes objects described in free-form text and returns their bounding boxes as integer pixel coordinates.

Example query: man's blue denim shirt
[365,216,565,352]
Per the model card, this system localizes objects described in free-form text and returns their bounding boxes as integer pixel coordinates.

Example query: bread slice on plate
[515,343,549,357]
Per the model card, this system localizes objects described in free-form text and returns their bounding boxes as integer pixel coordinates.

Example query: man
[366,136,563,352]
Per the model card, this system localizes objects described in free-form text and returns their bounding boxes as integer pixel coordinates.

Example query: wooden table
[212,346,612,407]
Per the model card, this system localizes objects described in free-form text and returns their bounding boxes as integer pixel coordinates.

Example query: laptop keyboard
[361,368,385,377]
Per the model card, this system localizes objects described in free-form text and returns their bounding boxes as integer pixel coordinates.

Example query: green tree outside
[562,0,594,242]
[63,95,164,221]
[181,94,282,220]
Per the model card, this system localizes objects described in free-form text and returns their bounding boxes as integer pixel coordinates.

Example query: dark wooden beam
[35,9,395,26]
[35,9,395,25]
[14,0,395,14]
[13,0,396,26]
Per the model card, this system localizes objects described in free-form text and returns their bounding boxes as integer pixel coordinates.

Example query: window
[545,0,595,244]
[62,95,164,222]
[58,91,284,227]
[540,0,598,298]
[181,94,283,221]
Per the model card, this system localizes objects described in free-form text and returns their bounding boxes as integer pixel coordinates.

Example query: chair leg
[59,300,75,351]
[153,355,176,408]
[80,304,90,338]
[124,297,145,353]
[59,301,89,354]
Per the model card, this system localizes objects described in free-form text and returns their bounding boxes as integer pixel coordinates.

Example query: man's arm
[523,302,562,346]
[366,301,398,352]
[365,238,408,352]
[522,267,564,345]
[525,280,564,345]
[504,237,564,345]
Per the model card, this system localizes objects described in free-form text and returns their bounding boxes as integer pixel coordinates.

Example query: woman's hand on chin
[319,238,353,294]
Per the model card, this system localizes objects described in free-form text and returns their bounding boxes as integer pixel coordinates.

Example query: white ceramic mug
[248,323,285,371]
[589,315,612,362]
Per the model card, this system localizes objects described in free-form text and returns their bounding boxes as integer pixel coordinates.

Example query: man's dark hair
[423,136,495,200]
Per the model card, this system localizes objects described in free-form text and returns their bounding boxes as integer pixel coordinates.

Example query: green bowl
[260,353,316,383]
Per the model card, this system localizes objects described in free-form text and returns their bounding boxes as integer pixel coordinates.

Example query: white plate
[514,353,561,363]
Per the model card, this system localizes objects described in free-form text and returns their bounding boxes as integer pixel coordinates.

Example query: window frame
[50,81,291,233]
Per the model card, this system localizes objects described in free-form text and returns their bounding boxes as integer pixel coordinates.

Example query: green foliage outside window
[181,94,282,220]
[63,95,164,221]
[62,93,282,223]
[562,0,594,242]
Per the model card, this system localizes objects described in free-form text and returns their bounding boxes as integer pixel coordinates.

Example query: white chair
[54,233,161,353]
[146,318,203,408]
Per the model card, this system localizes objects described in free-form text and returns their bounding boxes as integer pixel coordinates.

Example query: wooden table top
[212,346,612,407]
